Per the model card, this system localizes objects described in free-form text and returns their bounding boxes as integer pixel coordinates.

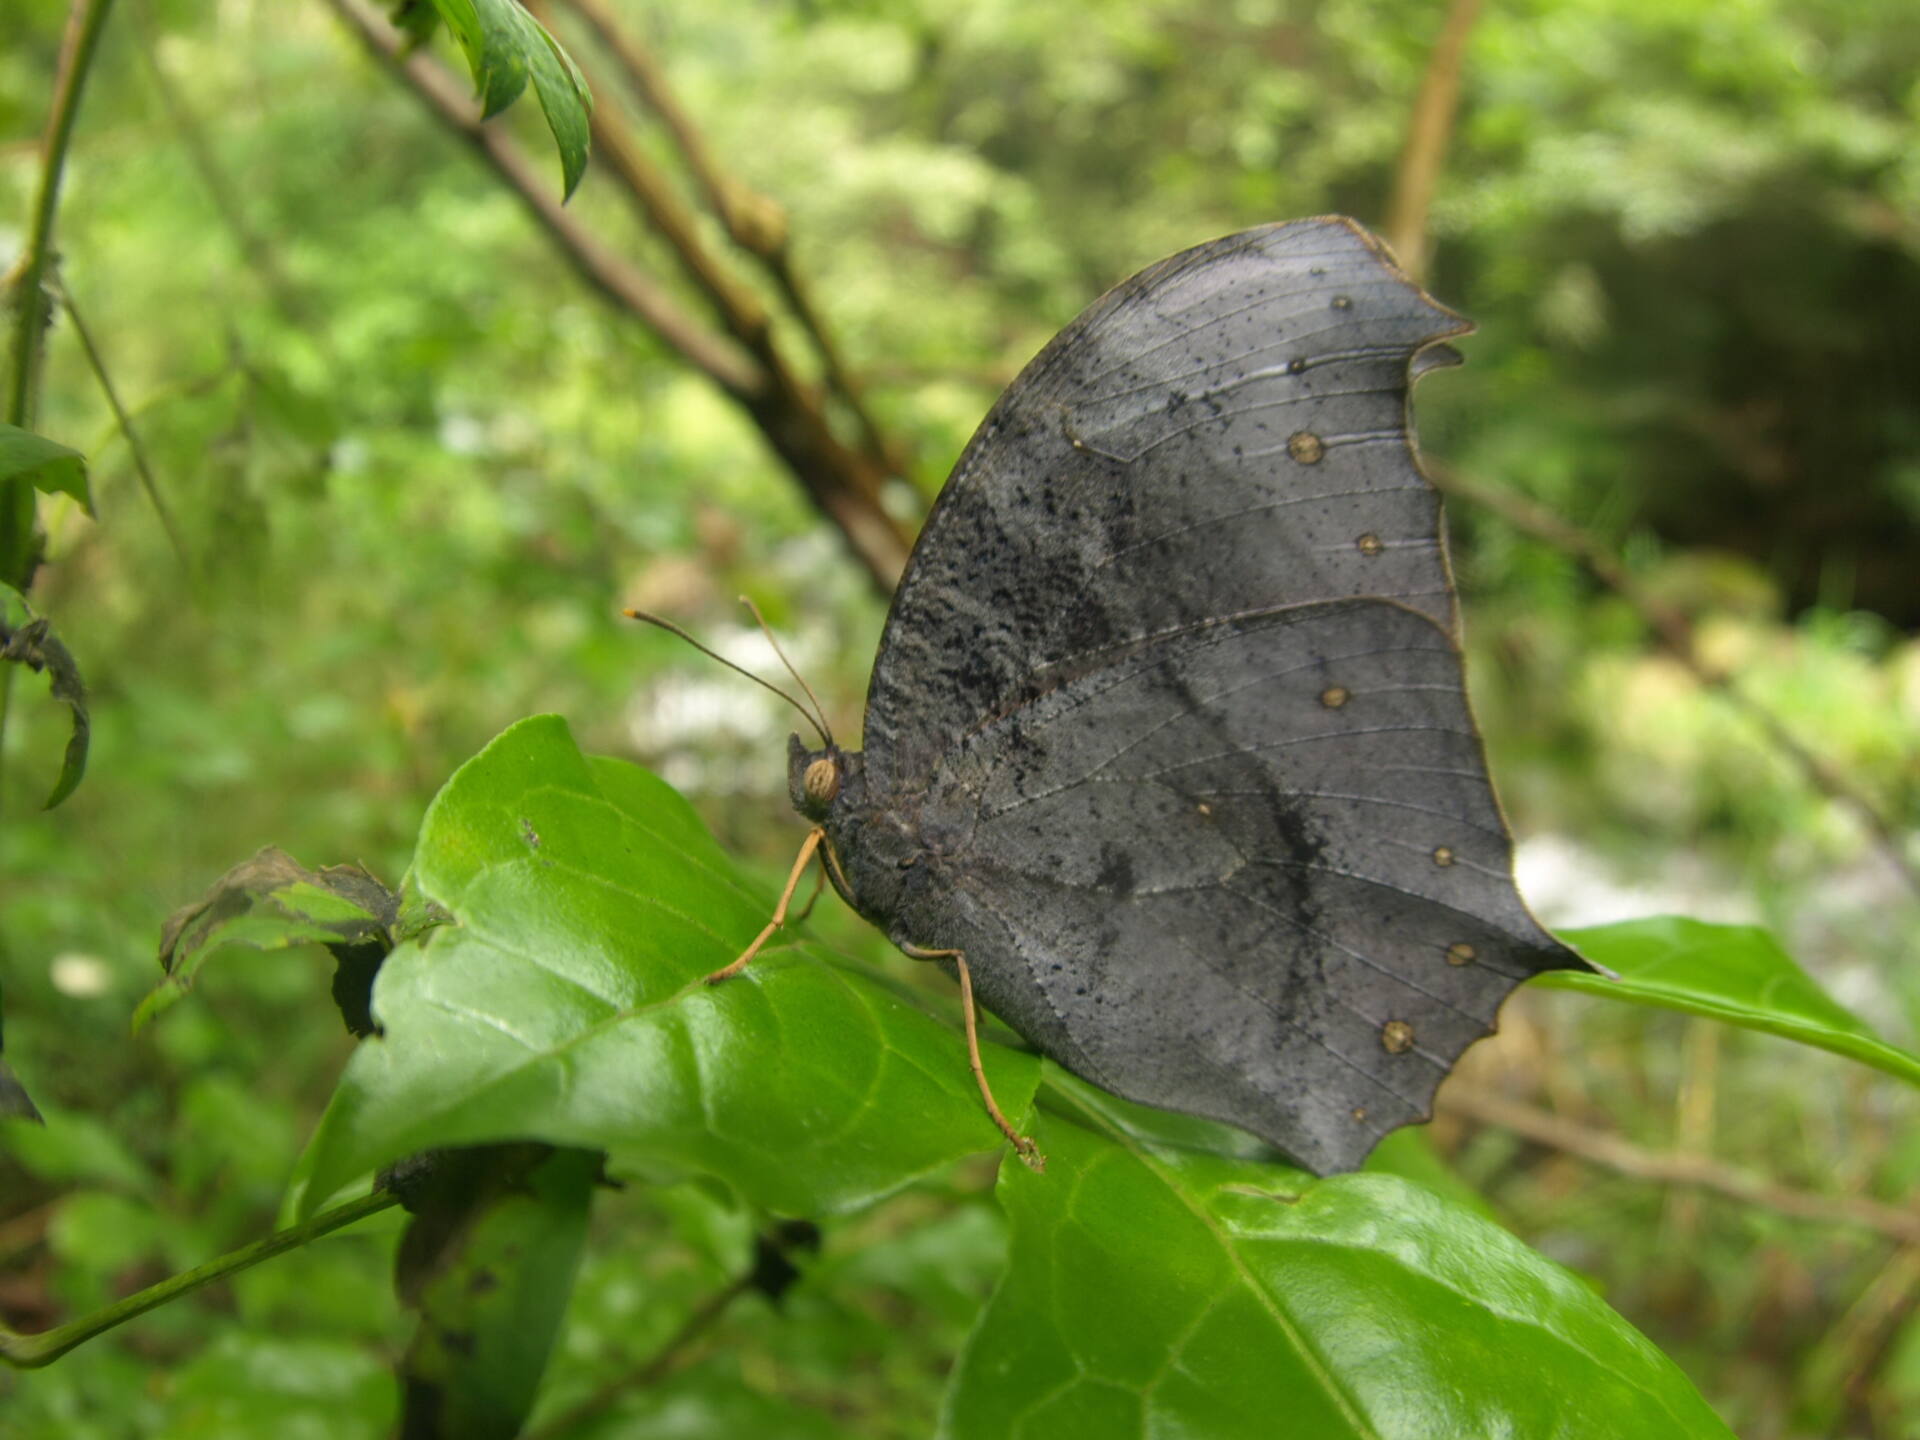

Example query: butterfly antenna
[624,608,832,748]
[737,595,835,748]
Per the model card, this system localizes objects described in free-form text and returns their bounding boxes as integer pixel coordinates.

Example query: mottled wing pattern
[840,217,1588,1172]
[861,218,1468,794]
[904,600,1576,1174]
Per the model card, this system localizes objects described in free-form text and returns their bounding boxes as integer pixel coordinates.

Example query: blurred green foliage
[2,0,1917,1435]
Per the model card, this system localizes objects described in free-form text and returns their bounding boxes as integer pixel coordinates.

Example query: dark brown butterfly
[670,217,1588,1175]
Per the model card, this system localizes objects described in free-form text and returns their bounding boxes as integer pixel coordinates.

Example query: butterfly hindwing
[890,599,1575,1174]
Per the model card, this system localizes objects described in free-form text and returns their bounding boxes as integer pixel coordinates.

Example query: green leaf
[943,1075,1734,1439]
[427,0,593,198]
[1539,916,1920,1088]
[1361,1125,1500,1223]
[0,423,90,513]
[295,716,1040,1219]
[388,0,441,48]
[138,847,399,1031]
[396,1145,601,1440]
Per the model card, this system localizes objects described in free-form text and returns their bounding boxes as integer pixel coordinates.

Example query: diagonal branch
[323,0,757,399]
[56,284,193,581]
[521,0,774,348]
[1443,1084,1920,1245]
[520,0,894,515]
[551,0,909,482]
[1383,0,1482,283]
[1433,465,1920,895]
[321,0,913,591]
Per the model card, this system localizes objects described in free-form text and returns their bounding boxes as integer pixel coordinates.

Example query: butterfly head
[787,733,849,822]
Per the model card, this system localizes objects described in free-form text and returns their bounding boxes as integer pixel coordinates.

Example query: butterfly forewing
[861,218,1468,794]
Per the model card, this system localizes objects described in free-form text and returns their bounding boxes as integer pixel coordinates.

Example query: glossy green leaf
[397,1145,600,1440]
[1540,916,1920,1088]
[428,0,592,197]
[943,1074,1733,1439]
[296,716,1039,1219]
[0,423,90,512]
[1361,1125,1499,1223]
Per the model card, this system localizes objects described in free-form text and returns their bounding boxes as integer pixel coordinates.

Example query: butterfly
[663,217,1589,1176]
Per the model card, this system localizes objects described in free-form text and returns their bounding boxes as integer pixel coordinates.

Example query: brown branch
[520,2,892,508]
[553,0,910,483]
[555,0,747,247]
[1433,465,1920,895]
[521,0,772,345]
[323,0,756,398]
[1383,0,1482,283]
[1443,1084,1920,1245]
[323,0,912,591]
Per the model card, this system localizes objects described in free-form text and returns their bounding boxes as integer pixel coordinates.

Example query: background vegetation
[2,0,1918,1435]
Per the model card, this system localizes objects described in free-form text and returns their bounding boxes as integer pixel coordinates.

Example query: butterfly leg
[789,850,828,924]
[901,942,1045,1172]
[704,827,824,985]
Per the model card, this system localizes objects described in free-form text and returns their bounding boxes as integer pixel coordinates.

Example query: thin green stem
[0,0,116,803]
[0,1189,399,1369]
[6,0,116,431]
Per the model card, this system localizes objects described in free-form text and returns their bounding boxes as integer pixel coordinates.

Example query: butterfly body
[786,218,1591,1174]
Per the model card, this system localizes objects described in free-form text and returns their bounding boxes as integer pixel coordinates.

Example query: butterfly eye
[803,756,840,808]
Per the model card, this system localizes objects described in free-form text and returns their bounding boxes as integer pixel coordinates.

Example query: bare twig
[552,0,909,481]
[520,6,894,509]
[521,1,773,343]
[55,285,192,579]
[1443,1085,1920,1245]
[1433,466,1920,894]
[1383,0,1482,283]
[323,0,756,397]
[322,0,913,591]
